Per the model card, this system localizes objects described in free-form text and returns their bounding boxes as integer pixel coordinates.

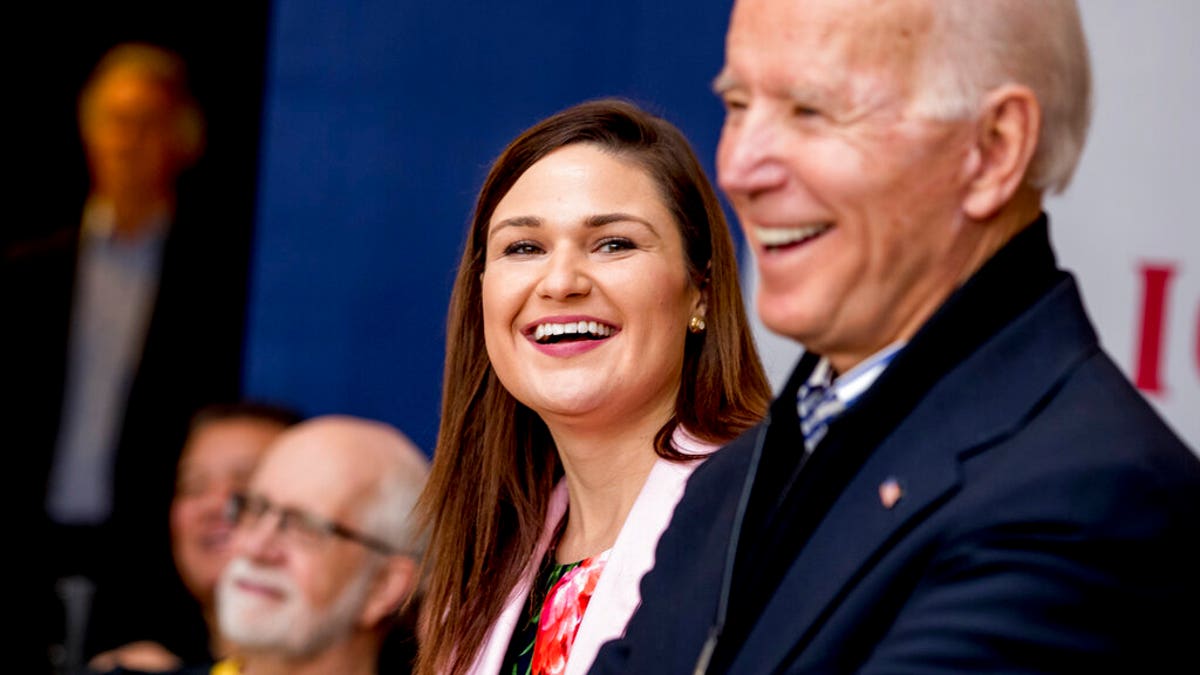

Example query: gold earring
[688,315,707,334]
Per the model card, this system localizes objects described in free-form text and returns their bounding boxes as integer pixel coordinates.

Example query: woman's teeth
[534,321,614,343]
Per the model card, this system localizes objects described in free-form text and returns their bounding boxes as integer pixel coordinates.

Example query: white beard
[216,555,376,658]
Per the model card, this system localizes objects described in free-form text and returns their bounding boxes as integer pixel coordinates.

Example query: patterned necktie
[797,376,844,452]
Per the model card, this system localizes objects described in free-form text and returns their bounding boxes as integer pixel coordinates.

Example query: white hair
[215,417,429,657]
[357,425,431,558]
[911,0,1092,193]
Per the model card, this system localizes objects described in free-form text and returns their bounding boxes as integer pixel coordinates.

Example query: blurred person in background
[215,415,427,675]
[93,415,428,675]
[3,42,247,672]
[88,403,302,673]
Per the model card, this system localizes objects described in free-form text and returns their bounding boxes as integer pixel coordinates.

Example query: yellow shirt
[210,659,241,675]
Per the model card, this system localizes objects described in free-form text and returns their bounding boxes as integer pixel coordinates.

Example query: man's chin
[218,584,290,637]
[758,305,823,347]
[220,604,294,650]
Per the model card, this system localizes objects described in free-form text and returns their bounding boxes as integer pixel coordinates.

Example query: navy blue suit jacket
[591,220,1200,673]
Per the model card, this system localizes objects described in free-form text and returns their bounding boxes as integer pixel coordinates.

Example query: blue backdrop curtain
[245,1,737,454]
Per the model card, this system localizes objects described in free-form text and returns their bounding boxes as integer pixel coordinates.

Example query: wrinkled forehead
[249,436,373,522]
[725,0,935,98]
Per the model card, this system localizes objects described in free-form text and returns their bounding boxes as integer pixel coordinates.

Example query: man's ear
[359,554,418,629]
[962,84,1041,220]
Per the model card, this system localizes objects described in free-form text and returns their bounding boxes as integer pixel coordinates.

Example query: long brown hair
[416,99,769,675]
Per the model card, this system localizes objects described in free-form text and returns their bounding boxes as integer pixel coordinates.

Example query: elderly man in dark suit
[591,0,1200,673]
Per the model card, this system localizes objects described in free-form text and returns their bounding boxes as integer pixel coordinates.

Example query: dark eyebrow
[487,215,542,242]
[488,212,659,241]
[586,212,656,231]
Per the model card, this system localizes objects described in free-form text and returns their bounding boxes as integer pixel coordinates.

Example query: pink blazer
[465,428,716,675]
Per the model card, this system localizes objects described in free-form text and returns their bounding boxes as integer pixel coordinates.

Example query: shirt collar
[81,198,171,242]
[806,340,906,410]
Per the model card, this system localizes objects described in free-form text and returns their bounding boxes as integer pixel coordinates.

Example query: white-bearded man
[213,415,428,675]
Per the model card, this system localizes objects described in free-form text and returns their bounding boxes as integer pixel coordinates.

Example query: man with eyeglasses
[86,402,301,674]
[210,415,429,675]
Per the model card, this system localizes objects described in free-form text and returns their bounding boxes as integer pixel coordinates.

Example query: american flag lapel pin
[879,477,903,509]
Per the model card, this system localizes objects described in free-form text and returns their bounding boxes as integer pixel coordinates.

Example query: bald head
[218,415,429,661]
[258,415,430,554]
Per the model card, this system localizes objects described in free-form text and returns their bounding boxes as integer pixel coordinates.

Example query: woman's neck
[548,409,670,563]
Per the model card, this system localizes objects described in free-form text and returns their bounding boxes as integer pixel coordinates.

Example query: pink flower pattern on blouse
[530,549,611,675]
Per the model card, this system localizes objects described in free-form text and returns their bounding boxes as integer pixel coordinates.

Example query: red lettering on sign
[1133,264,1175,394]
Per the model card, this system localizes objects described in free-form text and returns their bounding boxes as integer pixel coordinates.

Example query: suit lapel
[732,278,1100,674]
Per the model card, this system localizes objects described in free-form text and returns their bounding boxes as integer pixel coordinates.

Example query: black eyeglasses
[225,492,397,555]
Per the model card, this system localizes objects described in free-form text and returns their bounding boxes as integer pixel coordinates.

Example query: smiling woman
[482,144,702,428]
[417,99,770,675]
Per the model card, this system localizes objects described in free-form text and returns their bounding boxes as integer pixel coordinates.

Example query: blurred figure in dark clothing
[88,403,302,672]
[4,43,248,673]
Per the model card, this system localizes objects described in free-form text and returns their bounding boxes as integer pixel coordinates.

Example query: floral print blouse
[502,548,612,675]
